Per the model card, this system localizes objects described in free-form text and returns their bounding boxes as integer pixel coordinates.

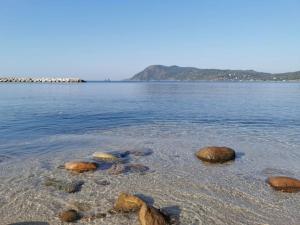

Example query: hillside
[129,65,300,81]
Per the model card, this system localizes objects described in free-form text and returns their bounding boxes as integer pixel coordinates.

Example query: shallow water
[0,82,300,225]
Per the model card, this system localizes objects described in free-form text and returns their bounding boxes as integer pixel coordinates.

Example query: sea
[0,81,300,225]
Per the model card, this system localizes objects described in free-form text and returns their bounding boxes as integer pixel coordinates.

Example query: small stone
[92,152,118,161]
[139,203,168,225]
[114,192,145,212]
[267,176,300,192]
[59,209,80,222]
[64,161,97,173]
[127,164,149,173]
[108,163,127,175]
[44,178,84,193]
[195,146,235,163]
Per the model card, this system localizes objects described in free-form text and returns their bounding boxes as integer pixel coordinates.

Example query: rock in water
[108,163,127,175]
[92,152,118,161]
[139,203,168,225]
[127,163,149,173]
[195,146,235,163]
[267,176,300,192]
[59,209,80,222]
[114,193,145,212]
[44,178,84,193]
[64,161,97,173]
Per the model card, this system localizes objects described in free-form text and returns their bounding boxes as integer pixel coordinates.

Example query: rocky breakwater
[0,77,85,83]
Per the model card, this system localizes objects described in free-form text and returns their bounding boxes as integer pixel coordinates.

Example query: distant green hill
[129,65,300,81]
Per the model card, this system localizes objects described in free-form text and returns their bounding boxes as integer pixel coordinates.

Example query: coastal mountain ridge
[129,65,300,81]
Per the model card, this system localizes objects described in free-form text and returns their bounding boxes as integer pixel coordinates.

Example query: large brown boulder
[114,193,145,212]
[64,161,97,173]
[195,146,235,163]
[139,203,168,225]
[267,176,300,192]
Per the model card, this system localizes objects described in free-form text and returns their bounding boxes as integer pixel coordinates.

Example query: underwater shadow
[161,205,181,225]
[135,193,155,205]
[235,152,245,159]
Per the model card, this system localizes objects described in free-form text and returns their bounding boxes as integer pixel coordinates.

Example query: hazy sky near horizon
[0,0,299,80]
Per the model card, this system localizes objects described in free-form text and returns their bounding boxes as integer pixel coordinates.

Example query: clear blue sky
[0,0,299,80]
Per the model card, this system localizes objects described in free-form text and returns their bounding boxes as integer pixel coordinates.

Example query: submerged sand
[0,124,300,225]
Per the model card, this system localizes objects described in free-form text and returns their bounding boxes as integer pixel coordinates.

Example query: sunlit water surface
[0,82,300,225]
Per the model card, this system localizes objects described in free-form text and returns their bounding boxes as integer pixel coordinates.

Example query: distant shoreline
[1,79,300,84]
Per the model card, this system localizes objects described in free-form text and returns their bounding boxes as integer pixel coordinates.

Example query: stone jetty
[0,77,85,83]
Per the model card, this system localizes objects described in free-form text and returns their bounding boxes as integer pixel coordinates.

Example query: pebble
[108,163,127,175]
[127,163,149,173]
[64,161,97,173]
[59,209,80,222]
[267,176,300,192]
[44,178,84,193]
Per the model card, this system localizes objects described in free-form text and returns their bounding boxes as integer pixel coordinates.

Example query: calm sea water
[0,82,300,225]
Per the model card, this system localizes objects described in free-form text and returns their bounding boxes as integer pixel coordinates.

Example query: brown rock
[59,209,80,222]
[64,161,97,173]
[267,176,300,192]
[114,192,145,212]
[139,203,168,225]
[195,146,235,163]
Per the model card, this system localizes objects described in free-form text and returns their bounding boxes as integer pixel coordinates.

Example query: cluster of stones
[59,192,170,224]
[0,77,85,83]
[58,150,162,224]
[57,147,300,224]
